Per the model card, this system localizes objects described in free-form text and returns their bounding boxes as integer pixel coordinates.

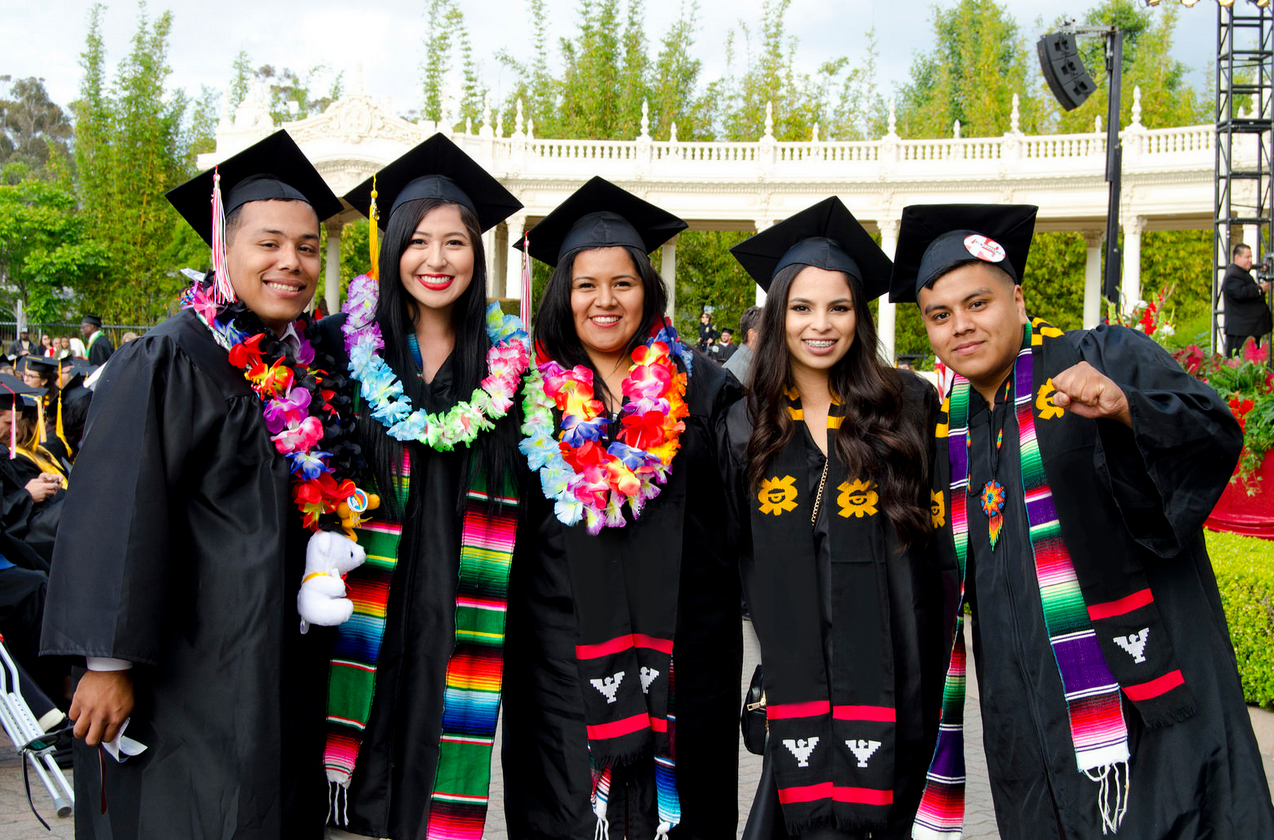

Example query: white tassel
[655,820,672,839]
[1085,760,1129,835]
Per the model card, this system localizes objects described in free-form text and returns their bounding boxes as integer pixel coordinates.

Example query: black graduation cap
[515,176,687,268]
[344,134,522,234]
[0,373,42,408]
[165,130,343,246]
[22,355,59,375]
[729,197,893,299]
[889,204,1038,303]
[81,315,102,327]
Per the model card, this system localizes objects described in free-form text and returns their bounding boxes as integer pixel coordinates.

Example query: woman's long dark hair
[532,245,670,408]
[360,197,520,518]
[745,263,930,547]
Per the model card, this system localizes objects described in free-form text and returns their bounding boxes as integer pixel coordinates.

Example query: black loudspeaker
[1037,32,1097,111]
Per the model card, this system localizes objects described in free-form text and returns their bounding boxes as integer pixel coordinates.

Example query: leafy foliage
[72,3,204,323]
[1205,529,1274,708]
[0,77,72,177]
[0,171,109,321]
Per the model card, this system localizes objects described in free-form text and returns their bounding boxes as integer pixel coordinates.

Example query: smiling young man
[890,204,1274,840]
[41,131,344,840]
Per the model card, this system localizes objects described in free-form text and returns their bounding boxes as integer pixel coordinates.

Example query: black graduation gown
[723,375,948,840]
[57,377,93,460]
[87,332,114,366]
[40,308,332,840]
[963,326,1274,840]
[0,451,62,567]
[502,352,744,840]
[321,323,473,840]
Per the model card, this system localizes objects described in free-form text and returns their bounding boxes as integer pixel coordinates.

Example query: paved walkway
[0,620,1270,839]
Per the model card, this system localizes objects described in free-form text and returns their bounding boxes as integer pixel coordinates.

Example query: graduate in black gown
[890,204,1274,840]
[723,198,947,840]
[41,131,344,840]
[17,355,72,469]
[503,178,743,839]
[80,316,114,366]
[310,134,528,840]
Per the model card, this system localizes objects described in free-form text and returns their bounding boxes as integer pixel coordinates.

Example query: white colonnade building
[202,78,1235,362]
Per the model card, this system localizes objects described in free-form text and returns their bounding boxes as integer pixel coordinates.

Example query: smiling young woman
[308,134,529,840]
[503,176,744,839]
[725,197,946,840]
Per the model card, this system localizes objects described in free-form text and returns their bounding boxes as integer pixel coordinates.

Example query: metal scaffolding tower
[1215,3,1274,354]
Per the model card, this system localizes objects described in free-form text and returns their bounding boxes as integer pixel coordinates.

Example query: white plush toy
[298,530,367,633]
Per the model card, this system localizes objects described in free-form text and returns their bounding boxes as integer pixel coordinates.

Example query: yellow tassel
[368,174,380,281]
[55,391,70,457]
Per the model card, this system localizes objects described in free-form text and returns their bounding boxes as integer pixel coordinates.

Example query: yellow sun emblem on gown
[930,489,945,528]
[837,479,878,518]
[758,476,799,515]
[1036,378,1065,420]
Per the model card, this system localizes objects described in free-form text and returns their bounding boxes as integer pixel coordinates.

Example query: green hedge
[1207,530,1274,708]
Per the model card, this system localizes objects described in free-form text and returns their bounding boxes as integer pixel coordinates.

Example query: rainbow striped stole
[324,489,406,788]
[427,477,518,840]
[914,323,1131,840]
[321,457,518,840]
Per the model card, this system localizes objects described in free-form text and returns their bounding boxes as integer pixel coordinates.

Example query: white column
[505,215,526,300]
[661,235,678,320]
[324,221,343,316]
[1244,224,1260,257]
[1121,216,1145,317]
[483,228,497,297]
[754,220,775,306]
[876,218,900,365]
[1082,230,1104,328]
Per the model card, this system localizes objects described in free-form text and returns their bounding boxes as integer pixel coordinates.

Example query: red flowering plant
[1172,338,1274,493]
[1108,282,1178,347]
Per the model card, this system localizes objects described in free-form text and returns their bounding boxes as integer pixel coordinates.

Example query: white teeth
[805,340,835,348]
[266,282,297,292]
[593,316,620,324]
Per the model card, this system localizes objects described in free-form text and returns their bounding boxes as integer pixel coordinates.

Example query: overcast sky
[3,0,1216,125]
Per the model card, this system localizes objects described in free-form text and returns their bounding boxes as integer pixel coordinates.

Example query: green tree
[228,49,252,114]
[1050,2,1206,133]
[496,0,556,133]
[0,77,72,177]
[895,0,1046,139]
[421,0,456,123]
[648,2,710,139]
[73,3,201,323]
[187,84,220,157]
[556,0,630,138]
[251,63,342,124]
[0,170,109,321]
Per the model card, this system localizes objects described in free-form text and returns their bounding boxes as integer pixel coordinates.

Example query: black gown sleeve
[1077,324,1243,557]
[42,335,219,663]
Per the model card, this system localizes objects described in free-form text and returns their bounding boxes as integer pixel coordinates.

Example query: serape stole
[914,323,1131,839]
[322,454,518,840]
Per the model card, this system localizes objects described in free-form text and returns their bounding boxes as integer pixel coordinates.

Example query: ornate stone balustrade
[202,82,1243,359]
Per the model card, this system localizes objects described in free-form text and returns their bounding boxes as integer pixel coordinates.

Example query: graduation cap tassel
[55,391,70,456]
[520,232,532,327]
[210,166,236,305]
[367,175,380,281]
[9,403,15,460]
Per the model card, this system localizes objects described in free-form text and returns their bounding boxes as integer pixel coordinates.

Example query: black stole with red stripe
[562,451,686,770]
[748,410,896,834]
[1029,321,1195,725]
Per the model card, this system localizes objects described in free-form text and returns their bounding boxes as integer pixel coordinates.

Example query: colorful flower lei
[341,273,530,450]
[186,281,363,531]
[519,321,692,534]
